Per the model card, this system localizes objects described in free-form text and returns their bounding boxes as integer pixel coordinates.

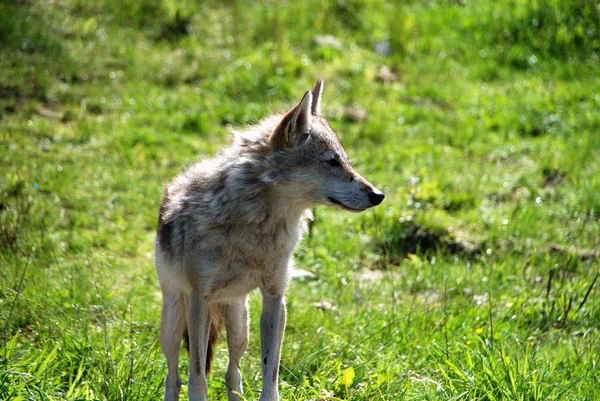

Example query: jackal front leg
[187,291,212,401]
[258,291,286,401]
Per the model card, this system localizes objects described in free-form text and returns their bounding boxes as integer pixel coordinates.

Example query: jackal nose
[368,189,385,206]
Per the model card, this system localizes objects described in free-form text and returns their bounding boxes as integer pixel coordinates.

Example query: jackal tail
[182,304,222,374]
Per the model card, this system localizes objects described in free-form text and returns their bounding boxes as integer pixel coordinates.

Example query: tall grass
[1,0,599,399]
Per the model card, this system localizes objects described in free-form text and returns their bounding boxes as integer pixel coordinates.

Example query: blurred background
[1,0,599,400]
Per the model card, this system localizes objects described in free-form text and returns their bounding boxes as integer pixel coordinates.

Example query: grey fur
[156,79,384,401]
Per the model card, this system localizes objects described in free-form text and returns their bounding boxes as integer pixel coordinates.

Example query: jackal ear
[271,91,312,150]
[310,78,323,116]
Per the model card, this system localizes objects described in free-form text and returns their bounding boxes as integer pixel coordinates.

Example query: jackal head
[266,79,384,212]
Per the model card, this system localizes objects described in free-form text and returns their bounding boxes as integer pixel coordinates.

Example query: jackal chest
[208,256,290,302]
[199,213,308,301]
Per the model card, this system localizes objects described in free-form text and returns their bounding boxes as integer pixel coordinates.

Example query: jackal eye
[326,158,341,167]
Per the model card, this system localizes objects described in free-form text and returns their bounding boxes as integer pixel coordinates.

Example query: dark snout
[368,188,385,206]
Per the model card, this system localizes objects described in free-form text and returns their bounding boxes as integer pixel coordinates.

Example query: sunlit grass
[1,0,599,400]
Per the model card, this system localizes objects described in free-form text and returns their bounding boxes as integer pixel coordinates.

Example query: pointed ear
[292,90,312,132]
[310,78,324,116]
[270,91,312,150]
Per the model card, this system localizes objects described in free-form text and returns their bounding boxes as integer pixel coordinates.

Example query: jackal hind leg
[222,298,249,401]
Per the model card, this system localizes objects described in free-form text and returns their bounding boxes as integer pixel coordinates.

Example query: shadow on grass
[383,220,482,265]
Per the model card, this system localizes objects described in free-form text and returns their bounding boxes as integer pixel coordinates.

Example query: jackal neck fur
[158,114,312,277]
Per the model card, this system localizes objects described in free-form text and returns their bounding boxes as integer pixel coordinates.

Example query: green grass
[1,0,599,399]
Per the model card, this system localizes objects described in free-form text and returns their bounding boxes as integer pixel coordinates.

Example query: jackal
[156,79,384,401]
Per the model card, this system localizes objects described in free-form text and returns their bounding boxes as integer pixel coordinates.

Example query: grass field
[1,0,600,399]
